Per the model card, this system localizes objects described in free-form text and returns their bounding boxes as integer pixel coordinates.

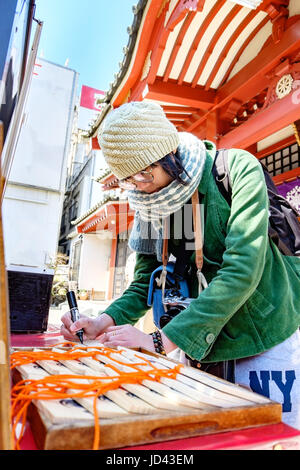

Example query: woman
[61,101,300,429]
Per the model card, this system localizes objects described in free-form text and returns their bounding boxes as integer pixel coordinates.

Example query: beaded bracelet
[151,329,166,356]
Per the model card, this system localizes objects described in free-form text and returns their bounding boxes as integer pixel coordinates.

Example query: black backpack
[212,149,300,256]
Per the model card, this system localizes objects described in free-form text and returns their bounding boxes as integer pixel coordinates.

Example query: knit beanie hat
[97,101,179,180]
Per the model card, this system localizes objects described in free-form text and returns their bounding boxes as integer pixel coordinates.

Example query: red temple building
[73,0,300,299]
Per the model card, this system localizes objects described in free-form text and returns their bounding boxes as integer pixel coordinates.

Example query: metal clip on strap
[159,217,169,312]
[197,270,208,294]
[191,190,207,293]
[160,266,168,312]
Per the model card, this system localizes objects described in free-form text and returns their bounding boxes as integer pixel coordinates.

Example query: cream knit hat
[97,101,179,180]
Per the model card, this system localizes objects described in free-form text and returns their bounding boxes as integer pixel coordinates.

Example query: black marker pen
[66,290,84,344]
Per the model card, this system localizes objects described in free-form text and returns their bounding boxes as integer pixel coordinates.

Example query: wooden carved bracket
[220,90,268,133]
[220,98,243,122]
[263,0,289,43]
[263,59,300,110]
[165,0,205,32]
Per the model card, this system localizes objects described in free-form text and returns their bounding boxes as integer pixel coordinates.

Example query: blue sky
[35,0,135,93]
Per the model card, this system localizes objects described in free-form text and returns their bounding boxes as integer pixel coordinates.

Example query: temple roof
[89,0,300,150]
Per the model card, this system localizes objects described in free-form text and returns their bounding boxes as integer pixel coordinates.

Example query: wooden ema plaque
[11,345,282,450]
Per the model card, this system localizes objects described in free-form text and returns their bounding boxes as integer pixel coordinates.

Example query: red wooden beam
[191,4,242,88]
[256,134,296,160]
[146,0,208,86]
[141,0,203,88]
[177,0,226,86]
[112,0,164,107]
[161,105,199,113]
[77,202,135,236]
[219,16,269,88]
[107,236,117,300]
[165,0,205,33]
[273,167,300,185]
[165,113,192,120]
[218,88,300,149]
[145,78,215,108]
[143,1,170,85]
[204,9,256,91]
[101,174,117,185]
[217,19,300,105]
[205,110,218,143]
[128,0,183,100]
[92,136,100,150]
[163,11,197,83]
[185,18,300,132]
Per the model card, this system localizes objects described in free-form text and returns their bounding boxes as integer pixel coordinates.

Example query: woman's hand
[100,324,178,355]
[60,311,114,342]
[99,324,155,352]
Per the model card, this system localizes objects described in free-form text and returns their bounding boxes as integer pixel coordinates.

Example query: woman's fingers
[60,323,80,341]
[69,317,89,333]
[105,325,125,333]
[60,311,87,339]
[100,325,154,352]
[60,311,72,329]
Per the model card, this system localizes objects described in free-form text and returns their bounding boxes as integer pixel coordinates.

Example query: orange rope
[10,343,182,450]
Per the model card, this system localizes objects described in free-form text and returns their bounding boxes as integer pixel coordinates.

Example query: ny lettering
[249,370,296,412]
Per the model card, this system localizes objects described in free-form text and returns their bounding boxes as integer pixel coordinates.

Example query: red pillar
[107,236,117,301]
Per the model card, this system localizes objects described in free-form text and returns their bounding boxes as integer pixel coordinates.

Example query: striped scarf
[128,132,206,260]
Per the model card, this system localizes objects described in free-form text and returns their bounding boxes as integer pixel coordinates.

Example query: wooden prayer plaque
[11,346,282,450]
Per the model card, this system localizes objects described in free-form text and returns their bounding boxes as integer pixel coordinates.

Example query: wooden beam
[148,1,206,87]
[161,105,199,113]
[217,18,300,105]
[218,88,300,149]
[191,4,243,88]
[204,9,257,91]
[177,0,227,86]
[164,0,205,33]
[0,121,13,450]
[256,134,296,160]
[143,0,170,86]
[163,11,197,83]
[219,16,269,88]
[245,143,257,155]
[107,236,117,301]
[112,0,164,107]
[165,113,191,120]
[92,136,100,150]
[185,18,300,132]
[146,78,215,109]
[273,167,300,185]
[205,110,218,143]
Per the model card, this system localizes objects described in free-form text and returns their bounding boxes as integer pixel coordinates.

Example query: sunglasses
[118,166,154,190]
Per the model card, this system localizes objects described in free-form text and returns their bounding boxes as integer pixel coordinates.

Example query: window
[60,213,66,235]
[260,143,300,176]
[68,201,79,227]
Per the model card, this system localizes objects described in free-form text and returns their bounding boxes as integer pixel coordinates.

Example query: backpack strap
[192,189,208,293]
[213,149,299,256]
[160,189,207,297]
[212,149,232,206]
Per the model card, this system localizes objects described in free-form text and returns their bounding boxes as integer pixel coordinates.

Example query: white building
[59,85,121,301]
[2,58,78,331]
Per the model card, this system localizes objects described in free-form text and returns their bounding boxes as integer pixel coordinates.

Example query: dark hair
[153,150,190,185]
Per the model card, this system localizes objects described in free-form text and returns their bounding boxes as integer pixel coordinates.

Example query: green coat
[104,142,300,363]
